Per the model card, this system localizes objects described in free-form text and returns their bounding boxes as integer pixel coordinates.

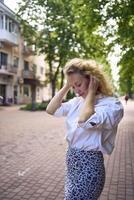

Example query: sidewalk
[99,100,134,200]
[0,100,134,200]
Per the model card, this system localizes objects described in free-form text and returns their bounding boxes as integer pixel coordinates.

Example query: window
[0,52,8,68]
[23,85,29,96]
[24,61,29,71]
[11,23,18,34]
[0,13,3,29]
[13,57,19,68]
[5,15,18,33]
[13,24,18,34]
[37,87,40,98]
[5,15,8,30]
[33,64,37,74]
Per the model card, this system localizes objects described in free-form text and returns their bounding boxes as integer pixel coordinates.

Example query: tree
[118,48,134,96]
[17,0,112,97]
[98,0,134,96]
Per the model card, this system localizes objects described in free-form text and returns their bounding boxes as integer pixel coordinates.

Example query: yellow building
[0,0,50,105]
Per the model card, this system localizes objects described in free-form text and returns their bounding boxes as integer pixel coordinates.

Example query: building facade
[0,0,50,105]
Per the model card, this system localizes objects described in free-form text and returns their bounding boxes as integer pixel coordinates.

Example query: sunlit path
[0,100,134,199]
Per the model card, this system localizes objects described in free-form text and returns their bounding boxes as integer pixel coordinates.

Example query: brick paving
[0,100,134,200]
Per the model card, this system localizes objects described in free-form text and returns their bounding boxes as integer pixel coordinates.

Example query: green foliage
[98,0,134,96]
[17,0,112,97]
[20,102,49,111]
[118,48,134,96]
[17,0,134,96]
[66,90,75,100]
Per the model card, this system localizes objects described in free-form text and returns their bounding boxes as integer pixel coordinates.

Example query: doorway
[0,84,6,104]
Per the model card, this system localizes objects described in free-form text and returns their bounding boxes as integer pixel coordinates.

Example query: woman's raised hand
[65,79,72,90]
[88,75,99,94]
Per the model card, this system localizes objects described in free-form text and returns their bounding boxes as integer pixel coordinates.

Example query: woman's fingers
[88,75,99,92]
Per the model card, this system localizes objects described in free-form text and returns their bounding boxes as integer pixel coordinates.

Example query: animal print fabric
[65,147,105,200]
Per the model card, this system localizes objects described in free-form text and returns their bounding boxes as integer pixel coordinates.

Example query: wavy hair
[64,58,113,96]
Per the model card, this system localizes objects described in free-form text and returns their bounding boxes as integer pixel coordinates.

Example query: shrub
[20,101,49,111]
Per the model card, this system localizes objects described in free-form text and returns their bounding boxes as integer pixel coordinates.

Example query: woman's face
[67,73,90,98]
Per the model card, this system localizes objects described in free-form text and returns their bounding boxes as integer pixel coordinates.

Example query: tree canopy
[99,0,134,96]
[17,0,134,97]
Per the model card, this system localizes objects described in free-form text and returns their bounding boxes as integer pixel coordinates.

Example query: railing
[8,65,18,73]
[23,45,35,55]
[22,70,36,79]
[0,65,8,70]
[0,64,18,74]
[0,30,19,46]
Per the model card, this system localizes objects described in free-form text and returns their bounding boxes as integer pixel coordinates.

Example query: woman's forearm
[78,91,95,123]
[46,84,70,115]
[78,76,98,123]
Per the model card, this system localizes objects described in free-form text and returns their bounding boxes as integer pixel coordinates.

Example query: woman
[46,58,124,200]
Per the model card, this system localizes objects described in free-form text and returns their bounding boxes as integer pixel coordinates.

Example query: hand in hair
[65,79,72,89]
[88,75,99,95]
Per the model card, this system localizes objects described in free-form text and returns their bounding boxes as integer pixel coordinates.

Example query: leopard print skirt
[65,147,105,200]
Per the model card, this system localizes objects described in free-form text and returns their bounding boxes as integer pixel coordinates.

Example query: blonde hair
[64,58,113,96]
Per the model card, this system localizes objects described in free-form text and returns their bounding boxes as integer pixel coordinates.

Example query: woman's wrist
[86,90,96,102]
[64,83,71,91]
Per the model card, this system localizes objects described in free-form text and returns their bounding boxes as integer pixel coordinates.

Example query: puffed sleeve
[54,97,77,117]
[78,99,124,130]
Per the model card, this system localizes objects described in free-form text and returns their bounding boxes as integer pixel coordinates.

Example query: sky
[4,0,120,87]
[4,0,20,12]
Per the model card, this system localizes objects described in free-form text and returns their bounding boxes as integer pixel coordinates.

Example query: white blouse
[54,95,124,154]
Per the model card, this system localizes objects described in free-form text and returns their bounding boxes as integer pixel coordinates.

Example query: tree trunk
[51,80,56,97]
[60,70,64,89]
[51,62,61,97]
[31,85,36,111]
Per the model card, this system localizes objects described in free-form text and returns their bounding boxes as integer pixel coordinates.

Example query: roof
[0,1,19,24]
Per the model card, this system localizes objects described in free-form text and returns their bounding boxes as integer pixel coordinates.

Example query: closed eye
[76,84,81,87]
[72,83,81,89]
[72,84,81,89]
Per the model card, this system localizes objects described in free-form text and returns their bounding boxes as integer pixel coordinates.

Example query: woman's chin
[80,93,86,98]
[75,93,86,98]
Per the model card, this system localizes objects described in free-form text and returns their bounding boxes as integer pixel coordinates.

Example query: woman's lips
[75,92,84,96]
[79,93,84,96]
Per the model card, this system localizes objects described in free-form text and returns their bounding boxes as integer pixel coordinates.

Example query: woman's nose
[75,88,81,94]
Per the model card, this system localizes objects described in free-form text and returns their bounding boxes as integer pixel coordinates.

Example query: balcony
[22,70,41,86]
[0,65,16,76]
[23,70,36,79]
[23,45,35,56]
[0,30,19,46]
[8,65,18,73]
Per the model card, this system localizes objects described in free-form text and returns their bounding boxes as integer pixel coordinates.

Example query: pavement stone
[0,99,134,200]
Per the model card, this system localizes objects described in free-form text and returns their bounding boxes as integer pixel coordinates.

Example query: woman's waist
[68,144,102,154]
[67,145,104,162]
[66,132,101,151]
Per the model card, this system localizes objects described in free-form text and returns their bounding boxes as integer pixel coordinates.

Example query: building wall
[0,1,50,105]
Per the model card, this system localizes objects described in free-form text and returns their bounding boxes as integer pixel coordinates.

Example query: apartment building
[0,0,50,105]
